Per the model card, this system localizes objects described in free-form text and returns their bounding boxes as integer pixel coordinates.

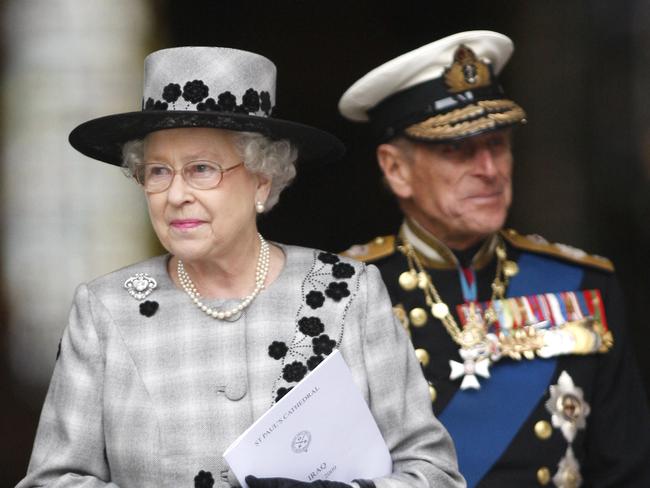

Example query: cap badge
[444,45,492,93]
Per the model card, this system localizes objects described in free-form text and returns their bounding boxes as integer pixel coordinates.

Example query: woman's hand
[245,475,375,488]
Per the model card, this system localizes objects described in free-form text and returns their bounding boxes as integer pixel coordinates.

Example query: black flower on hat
[197,98,219,112]
[332,262,355,279]
[325,282,350,301]
[260,91,272,115]
[217,91,237,112]
[143,97,155,110]
[283,361,308,382]
[307,354,324,371]
[305,290,325,309]
[241,88,260,113]
[312,334,336,356]
[143,97,168,111]
[268,340,288,360]
[194,470,215,488]
[276,386,294,402]
[318,252,339,265]
[162,83,182,103]
[298,316,325,337]
[182,80,209,104]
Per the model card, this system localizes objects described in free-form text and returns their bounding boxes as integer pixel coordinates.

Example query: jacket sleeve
[584,275,650,487]
[16,284,120,488]
[358,264,466,488]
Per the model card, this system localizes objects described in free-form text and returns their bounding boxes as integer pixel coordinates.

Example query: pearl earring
[255,201,265,213]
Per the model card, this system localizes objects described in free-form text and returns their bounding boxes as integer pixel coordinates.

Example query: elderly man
[339,31,650,487]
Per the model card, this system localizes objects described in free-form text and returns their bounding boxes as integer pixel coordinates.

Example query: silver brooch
[124,273,157,301]
[545,370,590,443]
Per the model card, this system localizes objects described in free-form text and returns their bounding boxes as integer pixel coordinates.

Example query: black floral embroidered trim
[276,386,293,402]
[218,91,237,111]
[143,97,168,111]
[268,250,363,405]
[305,290,325,309]
[162,83,181,103]
[268,341,288,360]
[241,88,260,113]
[298,316,325,337]
[332,262,355,279]
[197,98,219,111]
[139,300,159,317]
[194,470,215,488]
[142,82,275,116]
[283,361,308,382]
[313,334,336,356]
[307,354,325,371]
[318,252,339,264]
[325,282,350,301]
[260,91,272,115]
[183,80,209,104]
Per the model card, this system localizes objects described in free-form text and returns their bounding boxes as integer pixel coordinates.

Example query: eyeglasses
[134,160,244,193]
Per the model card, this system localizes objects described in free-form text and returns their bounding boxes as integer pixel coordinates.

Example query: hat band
[404,100,526,141]
[142,80,275,117]
[368,76,505,140]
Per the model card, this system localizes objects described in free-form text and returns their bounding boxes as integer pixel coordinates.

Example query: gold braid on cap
[404,100,526,141]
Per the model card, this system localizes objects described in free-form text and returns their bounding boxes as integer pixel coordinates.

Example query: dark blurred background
[2,1,649,485]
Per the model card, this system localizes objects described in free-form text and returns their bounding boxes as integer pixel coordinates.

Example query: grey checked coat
[18,245,465,488]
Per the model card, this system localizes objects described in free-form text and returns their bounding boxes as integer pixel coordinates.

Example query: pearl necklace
[177,233,270,320]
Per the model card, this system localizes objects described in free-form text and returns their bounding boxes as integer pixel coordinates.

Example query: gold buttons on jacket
[409,307,428,327]
[534,420,552,440]
[415,348,430,367]
[399,271,418,290]
[503,260,519,277]
[429,384,437,403]
[537,467,551,485]
[409,307,427,327]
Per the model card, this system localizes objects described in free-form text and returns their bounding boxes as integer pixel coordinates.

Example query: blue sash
[438,253,583,487]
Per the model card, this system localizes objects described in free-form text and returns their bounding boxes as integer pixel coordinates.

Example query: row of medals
[398,246,522,388]
[398,250,589,487]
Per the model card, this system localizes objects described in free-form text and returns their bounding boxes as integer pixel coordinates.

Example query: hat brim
[69,111,345,166]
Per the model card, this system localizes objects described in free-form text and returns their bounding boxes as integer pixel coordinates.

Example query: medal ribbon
[458,266,477,302]
[456,289,606,332]
[438,253,584,487]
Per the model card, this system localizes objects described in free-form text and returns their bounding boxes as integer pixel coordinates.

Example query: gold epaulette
[341,235,396,262]
[500,228,614,272]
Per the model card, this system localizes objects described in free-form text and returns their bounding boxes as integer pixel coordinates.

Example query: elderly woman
[17,47,464,488]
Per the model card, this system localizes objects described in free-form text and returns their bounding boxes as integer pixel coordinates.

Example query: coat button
[415,348,430,367]
[429,384,437,403]
[537,467,551,485]
[534,420,552,440]
[409,307,428,327]
[399,271,418,290]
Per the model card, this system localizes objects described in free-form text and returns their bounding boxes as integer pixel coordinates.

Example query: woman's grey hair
[121,131,298,212]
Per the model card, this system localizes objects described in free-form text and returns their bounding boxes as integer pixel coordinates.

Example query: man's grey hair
[121,131,298,212]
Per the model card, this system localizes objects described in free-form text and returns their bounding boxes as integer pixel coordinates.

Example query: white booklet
[223,350,392,487]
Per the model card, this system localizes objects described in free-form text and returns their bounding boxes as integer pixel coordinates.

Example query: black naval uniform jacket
[346,227,650,488]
